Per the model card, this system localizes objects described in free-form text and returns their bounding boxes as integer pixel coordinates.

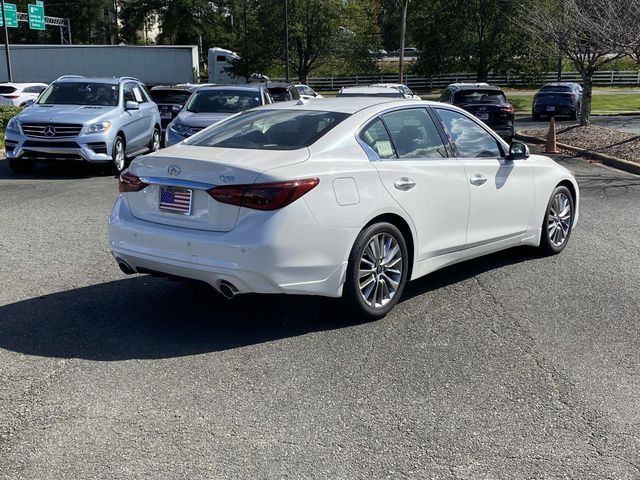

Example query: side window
[381,108,447,159]
[132,86,145,103]
[435,108,502,158]
[123,83,136,103]
[359,118,397,160]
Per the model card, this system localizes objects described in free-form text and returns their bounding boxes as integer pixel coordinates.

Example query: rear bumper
[532,106,577,116]
[108,195,356,298]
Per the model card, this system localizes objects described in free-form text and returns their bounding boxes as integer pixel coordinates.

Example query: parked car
[337,86,406,98]
[370,83,421,100]
[439,83,515,141]
[149,84,199,137]
[0,82,48,107]
[165,84,273,146]
[265,81,301,102]
[295,84,324,100]
[110,98,579,319]
[4,75,161,173]
[532,82,583,120]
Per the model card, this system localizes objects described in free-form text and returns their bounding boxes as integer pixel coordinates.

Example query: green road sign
[28,2,45,30]
[0,3,18,28]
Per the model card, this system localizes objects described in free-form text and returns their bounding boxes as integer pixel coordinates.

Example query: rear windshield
[37,82,119,106]
[150,89,192,105]
[338,91,404,98]
[454,90,506,104]
[540,85,573,92]
[0,86,17,94]
[185,109,350,150]
[535,94,574,104]
[186,89,262,113]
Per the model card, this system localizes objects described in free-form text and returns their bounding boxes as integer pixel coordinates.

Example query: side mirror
[125,100,140,111]
[25,99,35,107]
[507,141,530,160]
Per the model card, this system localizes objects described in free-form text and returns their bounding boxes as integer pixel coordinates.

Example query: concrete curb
[514,132,640,176]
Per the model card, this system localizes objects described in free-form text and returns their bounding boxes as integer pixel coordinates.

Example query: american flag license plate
[159,186,192,215]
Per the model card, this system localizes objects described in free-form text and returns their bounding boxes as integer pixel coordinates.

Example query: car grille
[23,140,80,148]
[21,123,83,138]
[21,151,83,160]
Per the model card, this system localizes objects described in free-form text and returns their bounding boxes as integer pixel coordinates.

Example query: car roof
[340,86,402,94]
[194,84,264,92]
[251,97,432,114]
[151,85,199,92]
[54,76,142,84]
[447,83,501,91]
[542,82,579,87]
[0,82,47,87]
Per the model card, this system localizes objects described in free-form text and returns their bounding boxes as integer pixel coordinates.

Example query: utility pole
[1,0,12,82]
[284,0,290,82]
[398,0,408,84]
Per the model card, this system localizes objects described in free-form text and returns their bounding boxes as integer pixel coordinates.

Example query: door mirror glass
[24,99,35,107]
[125,100,140,110]
[508,142,530,160]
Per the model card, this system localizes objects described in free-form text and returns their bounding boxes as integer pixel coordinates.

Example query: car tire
[149,127,161,153]
[112,135,127,173]
[532,113,541,121]
[540,185,575,255]
[343,222,409,320]
[8,158,34,174]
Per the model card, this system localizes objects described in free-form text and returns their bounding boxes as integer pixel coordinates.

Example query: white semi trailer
[0,45,199,85]
[207,47,269,84]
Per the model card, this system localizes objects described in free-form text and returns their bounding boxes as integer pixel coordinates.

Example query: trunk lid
[126,144,310,232]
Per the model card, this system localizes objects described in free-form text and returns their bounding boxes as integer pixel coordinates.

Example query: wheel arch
[363,212,416,280]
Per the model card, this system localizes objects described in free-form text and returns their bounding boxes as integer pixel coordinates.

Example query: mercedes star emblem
[44,126,56,137]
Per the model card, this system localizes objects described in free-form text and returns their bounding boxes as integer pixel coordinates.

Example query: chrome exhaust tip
[219,280,239,299]
[116,258,135,275]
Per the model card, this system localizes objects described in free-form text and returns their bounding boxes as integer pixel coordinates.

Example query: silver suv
[4,75,161,173]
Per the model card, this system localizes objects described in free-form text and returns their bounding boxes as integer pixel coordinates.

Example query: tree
[525,0,628,126]
[410,0,553,82]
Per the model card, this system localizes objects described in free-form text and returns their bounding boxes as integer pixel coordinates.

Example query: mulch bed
[521,125,640,164]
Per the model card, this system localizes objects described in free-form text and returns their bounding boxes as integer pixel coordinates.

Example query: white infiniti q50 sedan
[109,98,578,319]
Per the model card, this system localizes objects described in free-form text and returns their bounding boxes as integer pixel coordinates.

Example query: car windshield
[185,90,262,113]
[454,90,506,104]
[535,94,574,104]
[0,86,17,94]
[150,89,192,105]
[185,109,350,150]
[37,82,119,106]
[540,85,573,92]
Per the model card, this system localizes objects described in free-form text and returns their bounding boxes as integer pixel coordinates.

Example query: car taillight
[207,178,319,211]
[118,169,148,192]
[3,95,19,99]
[500,105,515,113]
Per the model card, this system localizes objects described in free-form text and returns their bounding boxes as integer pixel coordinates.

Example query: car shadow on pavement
[0,247,542,361]
[0,158,114,180]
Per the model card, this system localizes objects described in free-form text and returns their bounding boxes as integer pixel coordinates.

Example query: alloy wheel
[114,138,125,171]
[358,233,403,308]
[152,130,160,152]
[547,192,572,247]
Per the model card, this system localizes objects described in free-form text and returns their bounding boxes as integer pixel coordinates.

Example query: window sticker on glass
[376,141,394,158]
[132,87,144,103]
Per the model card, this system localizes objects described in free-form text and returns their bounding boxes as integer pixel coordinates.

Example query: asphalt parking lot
[1,155,639,479]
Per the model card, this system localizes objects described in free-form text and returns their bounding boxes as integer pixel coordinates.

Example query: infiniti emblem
[167,165,181,176]
[44,126,56,137]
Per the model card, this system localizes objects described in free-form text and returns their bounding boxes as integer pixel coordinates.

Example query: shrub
[0,105,24,132]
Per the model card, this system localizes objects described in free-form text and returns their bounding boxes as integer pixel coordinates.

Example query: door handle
[394,177,416,191]
[470,174,487,186]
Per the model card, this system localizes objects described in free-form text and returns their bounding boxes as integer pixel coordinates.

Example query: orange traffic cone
[545,116,560,154]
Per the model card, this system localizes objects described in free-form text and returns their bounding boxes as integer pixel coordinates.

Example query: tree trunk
[580,72,593,126]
